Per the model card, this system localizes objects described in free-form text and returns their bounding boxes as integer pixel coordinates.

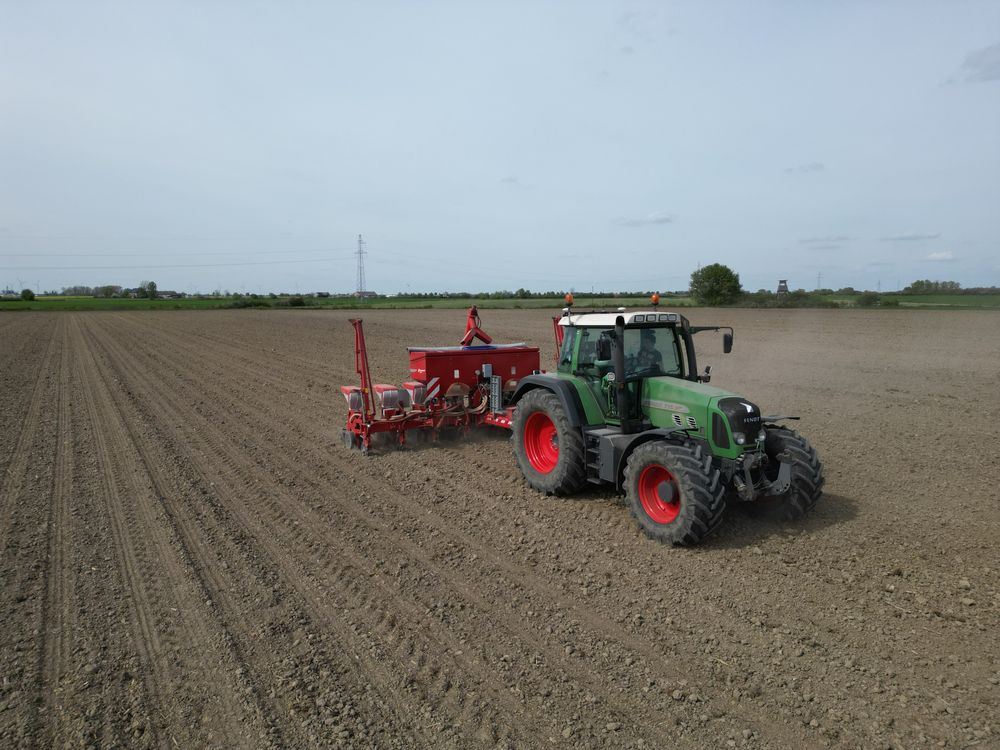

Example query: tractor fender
[511,375,587,428]
[613,430,709,490]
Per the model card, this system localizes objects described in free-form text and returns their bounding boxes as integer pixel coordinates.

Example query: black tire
[624,441,726,546]
[512,389,587,495]
[748,428,824,520]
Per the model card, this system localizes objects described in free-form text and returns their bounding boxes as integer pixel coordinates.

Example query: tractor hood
[639,377,761,458]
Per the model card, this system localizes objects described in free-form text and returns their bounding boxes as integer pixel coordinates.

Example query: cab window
[576,327,613,372]
[623,327,681,378]
[558,327,577,368]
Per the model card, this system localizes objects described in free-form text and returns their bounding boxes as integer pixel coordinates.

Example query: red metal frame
[460,305,493,346]
[341,310,538,453]
[349,318,375,422]
[551,316,564,364]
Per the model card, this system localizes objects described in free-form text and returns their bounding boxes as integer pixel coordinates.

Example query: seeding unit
[341,307,537,451]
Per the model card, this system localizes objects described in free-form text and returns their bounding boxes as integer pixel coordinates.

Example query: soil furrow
[37,317,75,745]
[0,319,60,542]
[101,314,814,745]
[86,315,796,747]
[75,317,277,746]
[105,312,945,746]
[4,309,998,750]
[75,315,259,746]
[83,313,529,748]
[78,318,433,744]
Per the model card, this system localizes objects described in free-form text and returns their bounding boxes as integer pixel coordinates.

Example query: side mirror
[723,332,733,354]
[596,336,612,360]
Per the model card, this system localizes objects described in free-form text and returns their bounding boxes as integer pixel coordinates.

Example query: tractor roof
[558,309,686,327]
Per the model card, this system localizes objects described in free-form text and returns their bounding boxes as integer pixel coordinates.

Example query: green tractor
[510,302,824,546]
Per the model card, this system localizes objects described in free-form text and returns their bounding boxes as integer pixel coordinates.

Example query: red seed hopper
[341,307,540,453]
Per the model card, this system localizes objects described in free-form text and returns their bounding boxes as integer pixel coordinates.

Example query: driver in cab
[634,329,663,372]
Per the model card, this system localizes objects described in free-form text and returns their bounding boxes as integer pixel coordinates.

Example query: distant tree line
[60,284,126,297]
[903,280,961,293]
[35,274,997,308]
[392,289,678,300]
[900,280,998,294]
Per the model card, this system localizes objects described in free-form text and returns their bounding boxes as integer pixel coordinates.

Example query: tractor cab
[552,298,741,457]
[556,309,691,425]
[558,310,691,379]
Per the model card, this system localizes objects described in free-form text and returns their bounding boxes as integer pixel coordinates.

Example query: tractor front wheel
[749,428,824,520]
[624,441,726,546]
[512,389,586,495]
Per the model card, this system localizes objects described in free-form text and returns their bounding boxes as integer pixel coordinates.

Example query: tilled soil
[1,308,998,749]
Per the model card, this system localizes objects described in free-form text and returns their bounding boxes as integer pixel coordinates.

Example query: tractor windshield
[623,327,682,379]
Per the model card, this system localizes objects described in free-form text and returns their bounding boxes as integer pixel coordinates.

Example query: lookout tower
[776,279,789,295]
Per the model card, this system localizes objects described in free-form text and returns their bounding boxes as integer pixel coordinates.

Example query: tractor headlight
[757,429,766,443]
[733,432,746,445]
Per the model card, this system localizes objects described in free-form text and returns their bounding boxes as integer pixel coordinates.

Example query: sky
[1,1,998,295]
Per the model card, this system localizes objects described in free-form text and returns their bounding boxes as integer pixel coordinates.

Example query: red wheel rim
[524,412,559,473]
[638,464,681,524]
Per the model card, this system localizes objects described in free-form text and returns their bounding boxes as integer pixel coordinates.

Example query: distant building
[353,290,378,299]
[777,279,789,295]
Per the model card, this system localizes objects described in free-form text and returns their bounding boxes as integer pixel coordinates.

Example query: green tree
[903,279,961,294]
[146,280,157,299]
[20,288,35,301]
[689,264,742,305]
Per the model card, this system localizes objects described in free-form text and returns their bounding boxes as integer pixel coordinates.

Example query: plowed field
[1,309,998,749]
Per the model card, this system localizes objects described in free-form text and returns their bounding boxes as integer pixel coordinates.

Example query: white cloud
[784,162,825,174]
[800,234,852,245]
[926,251,955,261]
[881,232,941,242]
[960,42,1000,83]
[613,211,675,227]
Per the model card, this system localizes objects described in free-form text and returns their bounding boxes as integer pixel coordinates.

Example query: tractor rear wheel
[512,389,586,495]
[624,441,726,546]
[749,428,824,520]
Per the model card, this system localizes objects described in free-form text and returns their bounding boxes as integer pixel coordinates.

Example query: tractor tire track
[81,317,437,747]
[74,315,254,747]
[7,309,999,750]
[0,316,63,747]
[36,317,75,745]
[84,314,528,748]
[87,316,808,747]
[75,317,281,747]
[0,317,60,544]
[105,314,813,746]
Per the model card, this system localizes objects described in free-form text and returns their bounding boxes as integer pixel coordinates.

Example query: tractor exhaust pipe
[613,315,632,433]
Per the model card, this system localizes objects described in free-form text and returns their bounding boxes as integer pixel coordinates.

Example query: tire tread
[511,389,587,496]
[623,440,726,546]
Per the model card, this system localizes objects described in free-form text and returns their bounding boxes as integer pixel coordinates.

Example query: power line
[0,257,354,271]
[0,248,357,258]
